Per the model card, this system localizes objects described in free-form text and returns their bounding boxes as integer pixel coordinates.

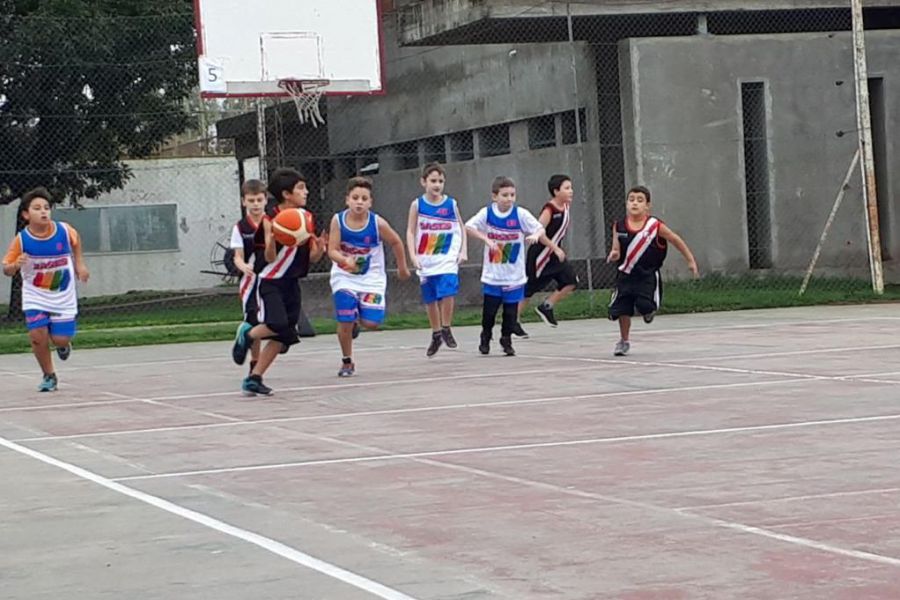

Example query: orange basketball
[272,208,313,247]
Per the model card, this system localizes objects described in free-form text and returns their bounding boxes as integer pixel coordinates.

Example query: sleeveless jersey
[258,205,313,280]
[614,216,668,277]
[329,210,386,294]
[527,201,570,278]
[230,215,262,307]
[481,204,528,287]
[414,195,462,277]
[18,222,79,316]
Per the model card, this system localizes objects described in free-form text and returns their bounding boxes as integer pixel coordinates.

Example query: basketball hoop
[278,78,329,127]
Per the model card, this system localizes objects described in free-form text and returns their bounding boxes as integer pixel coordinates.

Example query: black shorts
[256,278,301,346]
[608,271,662,320]
[525,261,579,298]
[242,278,260,326]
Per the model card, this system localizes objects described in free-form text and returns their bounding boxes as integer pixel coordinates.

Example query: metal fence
[1,2,895,339]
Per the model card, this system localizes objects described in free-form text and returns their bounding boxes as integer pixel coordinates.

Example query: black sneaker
[478,331,491,355]
[241,376,273,397]
[643,311,656,324]
[499,335,515,356]
[338,359,355,377]
[426,332,442,358]
[535,303,558,327]
[512,322,529,339]
[352,321,361,339]
[441,327,457,349]
[56,343,72,361]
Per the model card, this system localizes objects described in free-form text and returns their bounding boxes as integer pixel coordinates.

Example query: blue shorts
[334,289,386,325]
[24,310,77,337]
[420,273,459,304]
[482,283,525,303]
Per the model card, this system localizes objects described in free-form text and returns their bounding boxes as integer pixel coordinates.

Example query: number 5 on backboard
[198,57,227,94]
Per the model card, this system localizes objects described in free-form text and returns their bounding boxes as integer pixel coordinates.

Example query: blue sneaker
[338,361,355,377]
[38,374,58,392]
[231,322,252,365]
[241,376,273,397]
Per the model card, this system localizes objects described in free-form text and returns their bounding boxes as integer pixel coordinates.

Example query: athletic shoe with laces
[38,373,58,392]
[613,340,631,356]
[535,303,558,327]
[499,335,515,356]
[241,376,273,397]
[426,333,442,357]
[512,322,529,338]
[441,327,457,349]
[338,361,355,377]
[56,343,72,361]
[642,311,656,324]
[231,322,252,365]
[478,331,491,355]
[352,321,361,339]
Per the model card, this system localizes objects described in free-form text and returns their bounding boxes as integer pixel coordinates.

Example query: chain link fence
[2,2,897,347]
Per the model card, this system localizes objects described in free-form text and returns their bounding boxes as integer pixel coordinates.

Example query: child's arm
[520,208,546,245]
[455,200,468,264]
[659,223,699,277]
[464,208,498,251]
[327,215,355,271]
[2,237,27,277]
[606,223,621,263]
[537,232,565,261]
[68,227,90,283]
[378,216,411,280]
[405,200,421,270]
[233,248,254,277]
[263,217,277,263]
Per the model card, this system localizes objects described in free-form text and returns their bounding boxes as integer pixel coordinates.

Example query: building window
[740,81,772,269]
[561,108,587,145]
[395,141,419,171]
[528,114,557,150]
[479,123,510,158]
[449,130,474,162]
[423,136,446,165]
[56,204,179,253]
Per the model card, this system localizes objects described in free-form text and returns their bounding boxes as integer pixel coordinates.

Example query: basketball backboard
[194,0,385,98]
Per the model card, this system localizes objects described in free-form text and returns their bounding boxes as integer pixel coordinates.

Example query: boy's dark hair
[346,176,373,194]
[19,187,53,215]
[547,174,571,197]
[491,176,516,195]
[627,185,651,203]
[421,162,445,179]
[268,168,307,203]
[241,179,267,197]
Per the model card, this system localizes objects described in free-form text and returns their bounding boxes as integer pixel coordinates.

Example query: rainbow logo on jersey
[360,293,383,306]
[32,269,71,292]
[341,255,371,275]
[488,242,521,264]
[417,233,454,255]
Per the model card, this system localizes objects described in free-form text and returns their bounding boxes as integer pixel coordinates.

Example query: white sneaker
[613,340,630,356]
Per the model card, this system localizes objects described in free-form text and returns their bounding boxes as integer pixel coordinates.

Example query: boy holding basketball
[3,187,90,391]
[406,162,468,357]
[328,177,410,377]
[606,185,698,356]
[229,179,267,375]
[232,168,326,395]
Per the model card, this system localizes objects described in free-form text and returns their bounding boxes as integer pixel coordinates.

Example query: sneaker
[37,373,58,392]
[478,331,491,355]
[613,340,631,356]
[642,311,656,324]
[426,332,443,358]
[56,343,72,361]
[441,327,458,349]
[241,376,273,397]
[231,322,252,365]
[512,322,529,339]
[499,336,515,356]
[535,303,558,327]
[338,361,355,377]
[352,321,361,340]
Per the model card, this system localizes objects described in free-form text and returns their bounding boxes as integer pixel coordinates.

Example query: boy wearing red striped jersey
[606,186,698,356]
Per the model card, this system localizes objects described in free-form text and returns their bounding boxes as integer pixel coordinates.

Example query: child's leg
[250,339,262,363]
[29,327,54,375]
[439,296,455,327]
[251,340,284,377]
[546,283,576,307]
[337,322,354,357]
[481,294,502,335]
[425,302,441,331]
[500,302,518,338]
[618,315,632,341]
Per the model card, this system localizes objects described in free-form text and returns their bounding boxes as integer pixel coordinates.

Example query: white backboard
[194,0,384,97]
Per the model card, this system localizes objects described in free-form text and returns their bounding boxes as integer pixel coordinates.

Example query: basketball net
[278,79,328,128]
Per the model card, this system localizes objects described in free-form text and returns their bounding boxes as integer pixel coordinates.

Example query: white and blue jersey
[414,195,462,277]
[465,203,542,288]
[329,210,386,295]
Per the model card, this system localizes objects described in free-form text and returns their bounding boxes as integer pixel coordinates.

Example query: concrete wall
[620,30,900,276]
[0,157,240,304]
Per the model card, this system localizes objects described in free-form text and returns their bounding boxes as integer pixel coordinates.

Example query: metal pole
[256,100,269,184]
[851,0,884,294]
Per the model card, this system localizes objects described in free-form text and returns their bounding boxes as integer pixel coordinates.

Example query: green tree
[0,0,197,204]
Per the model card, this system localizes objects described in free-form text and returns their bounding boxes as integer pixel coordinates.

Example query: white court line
[426,460,900,569]
[519,353,900,386]
[0,435,420,600]
[113,411,900,482]
[663,343,900,364]
[0,398,137,413]
[675,486,900,511]
[13,378,805,442]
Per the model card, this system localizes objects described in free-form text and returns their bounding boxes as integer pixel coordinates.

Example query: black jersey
[614,217,668,278]
[257,205,314,280]
[526,202,570,278]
